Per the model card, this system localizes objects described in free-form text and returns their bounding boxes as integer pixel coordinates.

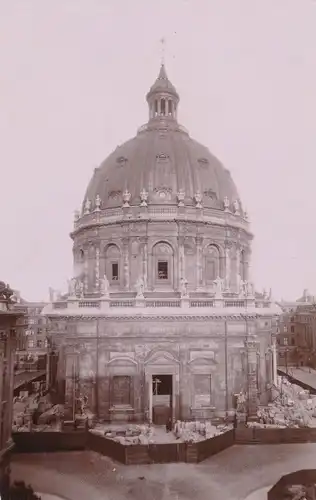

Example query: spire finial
[160,37,166,65]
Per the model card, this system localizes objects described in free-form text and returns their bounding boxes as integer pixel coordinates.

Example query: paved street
[280,367,316,391]
[10,443,316,500]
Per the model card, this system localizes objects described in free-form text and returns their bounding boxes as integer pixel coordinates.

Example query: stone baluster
[122,238,130,289]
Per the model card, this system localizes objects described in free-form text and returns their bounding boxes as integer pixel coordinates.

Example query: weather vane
[160,37,166,65]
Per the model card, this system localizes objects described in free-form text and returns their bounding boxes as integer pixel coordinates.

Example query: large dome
[72,64,251,297]
[82,64,242,214]
[83,127,240,212]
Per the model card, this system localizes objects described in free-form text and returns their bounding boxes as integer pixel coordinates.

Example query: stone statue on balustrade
[180,277,189,298]
[100,273,110,297]
[135,276,145,298]
[241,280,255,297]
[74,279,84,298]
[68,278,77,297]
[213,277,224,297]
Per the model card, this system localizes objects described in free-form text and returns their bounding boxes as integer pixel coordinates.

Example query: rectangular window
[291,326,295,333]
[283,337,288,346]
[111,262,119,281]
[37,340,42,348]
[157,261,168,280]
[28,339,34,348]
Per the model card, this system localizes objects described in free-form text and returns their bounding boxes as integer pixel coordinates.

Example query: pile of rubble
[91,420,232,445]
[248,376,316,429]
[12,394,65,432]
[173,420,231,443]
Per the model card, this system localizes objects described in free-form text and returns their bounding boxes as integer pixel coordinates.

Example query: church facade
[43,64,280,423]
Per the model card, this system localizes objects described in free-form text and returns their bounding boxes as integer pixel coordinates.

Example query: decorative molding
[51,313,262,322]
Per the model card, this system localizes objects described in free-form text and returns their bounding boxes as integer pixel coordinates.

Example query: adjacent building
[276,290,316,370]
[43,64,281,424]
[0,282,25,491]
[13,294,48,372]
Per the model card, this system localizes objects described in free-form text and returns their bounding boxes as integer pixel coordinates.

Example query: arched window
[105,244,121,283]
[168,100,173,116]
[160,98,166,116]
[153,242,174,286]
[204,245,220,284]
[154,99,158,116]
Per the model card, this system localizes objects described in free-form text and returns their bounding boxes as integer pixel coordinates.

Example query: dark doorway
[152,374,172,396]
[152,374,172,425]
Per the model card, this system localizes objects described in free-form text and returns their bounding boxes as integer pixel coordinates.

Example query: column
[224,241,231,290]
[236,244,241,284]
[195,236,203,289]
[84,252,89,293]
[272,339,277,386]
[148,375,153,423]
[244,248,251,282]
[141,237,148,290]
[178,236,185,283]
[65,354,79,418]
[245,339,259,420]
[158,98,161,116]
[122,237,130,290]
[95,246,100,291]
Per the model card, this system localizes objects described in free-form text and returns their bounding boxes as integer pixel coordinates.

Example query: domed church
[44,64,280,424]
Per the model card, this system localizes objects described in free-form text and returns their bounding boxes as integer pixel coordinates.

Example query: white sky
[0,0,315,301]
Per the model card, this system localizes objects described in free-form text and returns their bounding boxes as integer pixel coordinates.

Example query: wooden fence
[13,426,316,464]
[12,429,234,464]
[235,426,316,444]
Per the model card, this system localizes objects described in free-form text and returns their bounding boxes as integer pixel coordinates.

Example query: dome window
[108,190,122,200]
[198,158,209,168]
[203,189,217,200]
[116,156,127,166]
[156,153,169,161]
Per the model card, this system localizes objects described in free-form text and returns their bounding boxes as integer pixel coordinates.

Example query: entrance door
[152,374,172,425]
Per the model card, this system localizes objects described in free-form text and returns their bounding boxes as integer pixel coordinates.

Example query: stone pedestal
[181,297,190,309]
[67,298,79,310]
[100,297,110,310]
[214,297,224,308]
[135,297,146,308]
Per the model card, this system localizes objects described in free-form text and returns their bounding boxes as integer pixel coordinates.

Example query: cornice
[71,216,253,240]
[48,313,262,322]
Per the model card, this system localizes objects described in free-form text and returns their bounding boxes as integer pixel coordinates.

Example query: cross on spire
[160,37,166,65]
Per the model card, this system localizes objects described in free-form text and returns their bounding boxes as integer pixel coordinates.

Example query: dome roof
[82,65,241,213]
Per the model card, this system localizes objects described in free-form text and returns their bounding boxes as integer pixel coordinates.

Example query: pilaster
[195,235,203,289]
[245,339,259,420]
[122,237,130,290]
